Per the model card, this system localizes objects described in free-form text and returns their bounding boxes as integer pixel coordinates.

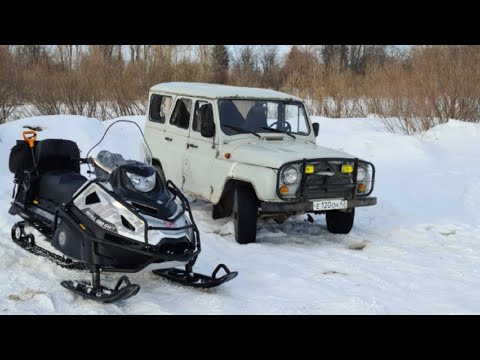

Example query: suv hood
[224,140,356,169]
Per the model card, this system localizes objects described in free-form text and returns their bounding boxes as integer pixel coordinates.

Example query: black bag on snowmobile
[9,140,35,179]
[9,140,38,207]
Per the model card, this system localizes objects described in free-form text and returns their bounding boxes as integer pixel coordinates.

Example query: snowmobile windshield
[86,120,153,177]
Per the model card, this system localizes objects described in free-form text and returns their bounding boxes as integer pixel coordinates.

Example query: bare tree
[196,45,213,81]
[142,45,151,62]
[129,45,142,62]
[231,45,262,86]
[349,45,366,73]
[14,45,49,67]
[259,46,280,88]
[236,45,258,72]
[0,46,18,123]
[57,45,75,69]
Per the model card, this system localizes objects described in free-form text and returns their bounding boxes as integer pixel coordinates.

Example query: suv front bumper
[260,197,377,213]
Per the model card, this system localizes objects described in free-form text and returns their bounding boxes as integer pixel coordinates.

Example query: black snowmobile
[8,120,237,303]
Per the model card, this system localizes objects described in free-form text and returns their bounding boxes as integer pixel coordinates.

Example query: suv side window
[192,101,214,133]
[170,98,192,130]
[149,94,173,124]
[285,104,309,134]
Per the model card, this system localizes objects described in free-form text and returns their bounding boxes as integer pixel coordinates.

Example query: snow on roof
[150,82,303,101]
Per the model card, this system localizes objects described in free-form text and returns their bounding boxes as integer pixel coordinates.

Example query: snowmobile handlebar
[77,157,91,164]
[88,157,111,174]
[22,130,37,148]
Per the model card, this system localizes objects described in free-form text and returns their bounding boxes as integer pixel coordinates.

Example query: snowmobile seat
[35,139,81,175]
[36,170,87,204]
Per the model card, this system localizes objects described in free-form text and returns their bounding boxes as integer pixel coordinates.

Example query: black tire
[233,186,258,244]
[326,208,355,234]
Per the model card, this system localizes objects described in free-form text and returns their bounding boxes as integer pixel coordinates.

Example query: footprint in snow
[8,289,46,302]
[323,270,348,276]
[439,229,456,236]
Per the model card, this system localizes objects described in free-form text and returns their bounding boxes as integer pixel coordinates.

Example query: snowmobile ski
[152,264,238,289]
[61,276,140,304]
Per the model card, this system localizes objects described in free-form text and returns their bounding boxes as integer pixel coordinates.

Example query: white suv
[145,82,377,244]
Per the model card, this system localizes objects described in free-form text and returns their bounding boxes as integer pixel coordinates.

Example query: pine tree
[211,45,230,84]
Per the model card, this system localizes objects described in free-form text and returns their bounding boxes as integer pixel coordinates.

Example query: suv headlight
[281,166,299,185]
[126,172,156,192]
[357,166,367,182]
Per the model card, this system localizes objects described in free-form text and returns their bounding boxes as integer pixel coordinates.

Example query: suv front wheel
[326,208,355,234]
[233,186,258,244]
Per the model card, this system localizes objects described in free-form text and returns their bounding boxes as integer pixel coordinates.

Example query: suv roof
[150,82,302,101]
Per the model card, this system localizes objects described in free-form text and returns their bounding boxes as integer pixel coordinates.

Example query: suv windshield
[218,99,310,137]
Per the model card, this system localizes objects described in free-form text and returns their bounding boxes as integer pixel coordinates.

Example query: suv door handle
[165,137,173,142]
[188,143,198,149]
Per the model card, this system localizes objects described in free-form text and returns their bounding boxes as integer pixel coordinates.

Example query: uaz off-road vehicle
[145,82,376,244]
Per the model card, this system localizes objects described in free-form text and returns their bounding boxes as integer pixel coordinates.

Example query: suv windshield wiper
[260,127,296,139]
[222,124,261,138]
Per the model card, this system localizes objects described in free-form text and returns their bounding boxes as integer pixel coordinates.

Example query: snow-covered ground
[0,115,479,314]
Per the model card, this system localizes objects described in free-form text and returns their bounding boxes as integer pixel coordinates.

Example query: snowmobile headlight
[126,172,156,192]
[281,166,299,185]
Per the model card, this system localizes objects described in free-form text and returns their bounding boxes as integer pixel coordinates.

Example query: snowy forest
[1,45,480,134]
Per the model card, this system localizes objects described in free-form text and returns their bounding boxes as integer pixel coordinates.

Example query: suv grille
[303,161,355,199]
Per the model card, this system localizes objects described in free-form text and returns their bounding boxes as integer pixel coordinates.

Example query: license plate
[313,199,348,211]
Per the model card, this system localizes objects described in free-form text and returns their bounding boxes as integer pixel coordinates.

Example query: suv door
[145,92,174,169]
[183,100,216,200]
[161,97,193,187]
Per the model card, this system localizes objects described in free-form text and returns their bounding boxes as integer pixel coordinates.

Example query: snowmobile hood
[222,139,356,169]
